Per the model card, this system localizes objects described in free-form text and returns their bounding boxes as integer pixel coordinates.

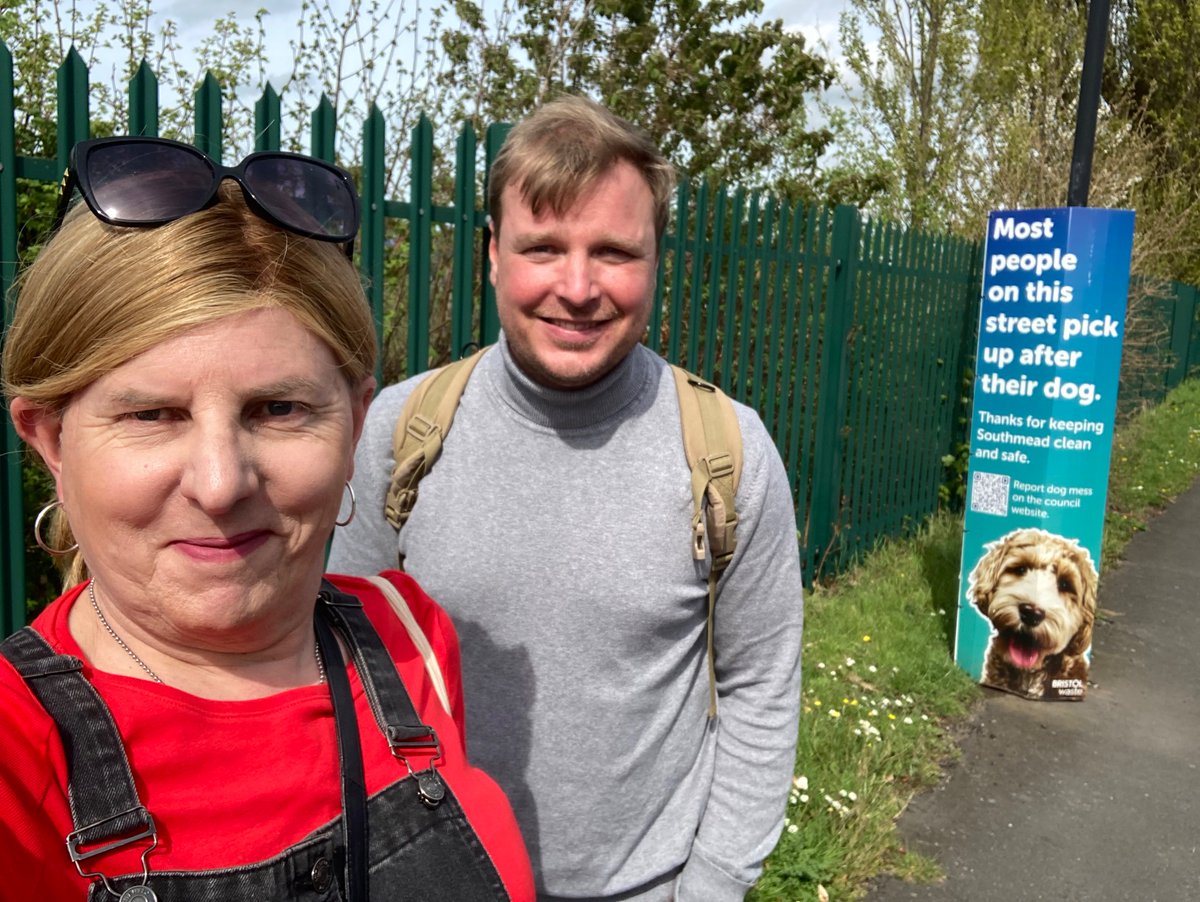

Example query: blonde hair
[488,95,676,243]
[2,185,377,586]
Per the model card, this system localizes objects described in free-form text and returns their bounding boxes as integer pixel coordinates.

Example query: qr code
[970,471,1010,517]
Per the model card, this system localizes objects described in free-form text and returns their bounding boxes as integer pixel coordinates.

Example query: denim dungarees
[1,584,511,902]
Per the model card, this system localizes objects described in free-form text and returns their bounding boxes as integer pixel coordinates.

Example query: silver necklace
[88,579,326,686]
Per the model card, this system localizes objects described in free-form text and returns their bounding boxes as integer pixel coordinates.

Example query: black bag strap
[319,582,446,806]
[315,602,368,902]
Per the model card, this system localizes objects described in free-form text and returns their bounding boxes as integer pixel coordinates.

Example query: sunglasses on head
[54,136,361,256]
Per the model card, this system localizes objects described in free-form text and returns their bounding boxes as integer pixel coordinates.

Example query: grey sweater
[329,337,804,900]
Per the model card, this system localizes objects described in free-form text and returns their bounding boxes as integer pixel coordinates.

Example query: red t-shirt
[0,572,534,900]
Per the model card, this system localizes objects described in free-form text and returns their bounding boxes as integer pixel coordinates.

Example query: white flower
[787,824,799,834]
[793,775,808,791]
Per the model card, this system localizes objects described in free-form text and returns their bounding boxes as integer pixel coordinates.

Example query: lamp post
[1066,0,1113,207]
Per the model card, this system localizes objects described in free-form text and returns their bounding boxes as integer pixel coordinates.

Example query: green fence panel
[749,198,777,413]
[194,73,222,161]
[772,199,804,453]
[451,122,477,359]
[479,123,509,347]
[1191,287,1200,378]
[407,114,433,377]
[57,49,89,174]
[1168,282,1196,390]
[702,184,727,382]
[666,179,690,364]
[763,198,791,436]
[311,95,336,164]
[718,188,746,395]
[128,61,158,137]
[255,84,281,151]
[1,41,23,636]
[808,205,858,575]
[842,218,883,560]
[361,105,386,389]
[790,205,829,576]
[685,180,709,373]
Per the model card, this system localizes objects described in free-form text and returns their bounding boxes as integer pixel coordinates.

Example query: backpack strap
[670,365,742,718]
[384,347,489,555]
[384,349,743,719]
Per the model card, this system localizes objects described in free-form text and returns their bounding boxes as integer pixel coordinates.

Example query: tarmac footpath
[867,476,1200,902]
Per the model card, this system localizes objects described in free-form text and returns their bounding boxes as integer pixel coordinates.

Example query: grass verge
[750,377,1200,902]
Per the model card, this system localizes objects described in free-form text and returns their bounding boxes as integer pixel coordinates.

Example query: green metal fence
[1118,276,1200,418]
[3,48,1199,634]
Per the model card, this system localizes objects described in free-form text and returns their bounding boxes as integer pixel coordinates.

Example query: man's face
[489,160,658,390]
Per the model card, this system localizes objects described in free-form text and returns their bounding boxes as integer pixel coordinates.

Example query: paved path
[867,476,1200,902]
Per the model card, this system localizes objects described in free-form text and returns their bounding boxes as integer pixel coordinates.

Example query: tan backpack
[383,347,742,717]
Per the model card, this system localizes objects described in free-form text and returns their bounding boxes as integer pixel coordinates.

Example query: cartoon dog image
[968,528,1098,700]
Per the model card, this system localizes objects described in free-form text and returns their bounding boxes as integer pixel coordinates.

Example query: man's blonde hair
[2,185,377,584]
[487,95,676,243]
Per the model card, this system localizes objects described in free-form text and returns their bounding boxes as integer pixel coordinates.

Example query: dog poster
[954,207,1135,701]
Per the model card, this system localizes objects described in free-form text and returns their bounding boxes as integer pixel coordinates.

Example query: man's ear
[9,397,65,486]
[488,227,499,288]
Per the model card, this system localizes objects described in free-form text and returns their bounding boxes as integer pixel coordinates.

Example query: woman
[0,136,534,901]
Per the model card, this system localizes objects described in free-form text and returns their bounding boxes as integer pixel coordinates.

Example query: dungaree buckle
[67,806,159,899]
[388,726,446,808]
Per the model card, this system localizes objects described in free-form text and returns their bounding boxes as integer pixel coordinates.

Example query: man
[330,95,803,901]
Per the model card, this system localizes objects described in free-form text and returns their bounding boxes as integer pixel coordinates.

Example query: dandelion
[888,713,896,720]
[862,635,871,642]
[813,699,822,707]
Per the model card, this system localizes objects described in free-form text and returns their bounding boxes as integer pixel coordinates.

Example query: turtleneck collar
[486,332,656,431]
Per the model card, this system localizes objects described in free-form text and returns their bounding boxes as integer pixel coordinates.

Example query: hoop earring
[34,500,79,555]
[335,481,357,527]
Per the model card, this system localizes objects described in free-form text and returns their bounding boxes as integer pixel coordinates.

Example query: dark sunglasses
[54,136,360,256]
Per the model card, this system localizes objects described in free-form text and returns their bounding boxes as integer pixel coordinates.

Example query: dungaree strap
[0,627,156,866]
[318,581,443,762]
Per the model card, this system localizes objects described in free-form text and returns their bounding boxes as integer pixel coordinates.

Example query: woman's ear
[9,397,66,486]
[350,377,375,446]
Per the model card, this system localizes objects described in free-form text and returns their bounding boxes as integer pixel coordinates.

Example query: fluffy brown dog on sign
[968,528,1098,701]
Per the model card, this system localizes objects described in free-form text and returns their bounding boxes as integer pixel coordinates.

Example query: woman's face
[14,307,373,653]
